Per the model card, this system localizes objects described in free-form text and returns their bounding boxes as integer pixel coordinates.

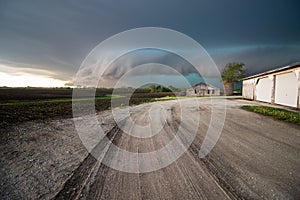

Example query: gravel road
[1,98,299,199]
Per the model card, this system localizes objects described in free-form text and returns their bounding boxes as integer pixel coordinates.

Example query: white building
[242,62,300,108]
[186,82,220,96]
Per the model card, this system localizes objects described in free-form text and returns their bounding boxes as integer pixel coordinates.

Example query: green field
[0,88,176,129]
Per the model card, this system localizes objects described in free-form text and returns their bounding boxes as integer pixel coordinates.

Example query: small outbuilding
[186,82,220,97]
[242,62,300,108]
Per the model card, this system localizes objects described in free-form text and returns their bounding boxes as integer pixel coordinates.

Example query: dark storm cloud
[0,0,299,83]
[210,45,300,76]
[103,49,197,78]
[66,49,199,87]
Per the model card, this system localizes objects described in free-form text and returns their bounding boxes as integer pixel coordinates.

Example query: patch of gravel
[0,110,116,199]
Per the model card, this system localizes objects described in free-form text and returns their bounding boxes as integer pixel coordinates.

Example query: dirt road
[1,98,300,199]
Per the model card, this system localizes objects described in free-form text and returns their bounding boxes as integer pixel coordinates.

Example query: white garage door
[275,72,298,107]
[255,77,272,103]
[243,79,255,100]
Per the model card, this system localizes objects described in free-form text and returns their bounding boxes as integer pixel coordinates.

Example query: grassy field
[242,105,300,125]
[0,88,175,129]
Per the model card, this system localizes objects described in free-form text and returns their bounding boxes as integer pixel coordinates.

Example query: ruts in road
[1,99,300,199]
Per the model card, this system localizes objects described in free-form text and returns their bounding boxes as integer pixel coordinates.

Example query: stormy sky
[0,0,299,87]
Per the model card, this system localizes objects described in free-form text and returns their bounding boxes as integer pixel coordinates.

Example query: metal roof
[242,62,300,80]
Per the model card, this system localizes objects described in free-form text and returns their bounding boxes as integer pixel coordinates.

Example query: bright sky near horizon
[0,0,299,87]
[0,72,67,87]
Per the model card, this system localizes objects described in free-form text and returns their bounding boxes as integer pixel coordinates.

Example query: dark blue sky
[0,0,299,86]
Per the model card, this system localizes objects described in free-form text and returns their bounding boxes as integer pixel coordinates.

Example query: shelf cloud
[0,0,299,87]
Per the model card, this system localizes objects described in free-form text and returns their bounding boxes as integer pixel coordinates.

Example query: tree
[148,85,172,93]
[221,62,246,82]
[221,62,246,95]
[149,85,157,93]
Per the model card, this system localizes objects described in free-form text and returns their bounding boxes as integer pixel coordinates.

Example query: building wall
[242,79,255,100]
[297,70,300,109]
[186,86,220,96]
[243,66,300,108]
[212,89,221,96]
[224,82,233,96]
[186,88,196,96]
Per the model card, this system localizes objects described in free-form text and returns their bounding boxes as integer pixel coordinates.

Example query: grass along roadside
[242,105,300,125]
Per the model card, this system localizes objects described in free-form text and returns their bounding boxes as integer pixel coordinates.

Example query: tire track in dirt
[54,124,122,199]
[55,102,235,199]
[52,99,300,199]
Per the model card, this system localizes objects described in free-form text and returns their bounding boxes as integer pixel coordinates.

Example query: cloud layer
[0,0,299,87]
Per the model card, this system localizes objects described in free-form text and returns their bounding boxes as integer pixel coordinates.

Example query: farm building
[186,82,220,96]
[242,62,300,108]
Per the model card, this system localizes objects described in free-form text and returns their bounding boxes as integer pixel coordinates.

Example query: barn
[186,82,220,97]
[242,62,300,108]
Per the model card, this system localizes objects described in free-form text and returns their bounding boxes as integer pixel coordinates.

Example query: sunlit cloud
[0,62,56,76]
[0,72,67,87]
[0,64,67,87]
